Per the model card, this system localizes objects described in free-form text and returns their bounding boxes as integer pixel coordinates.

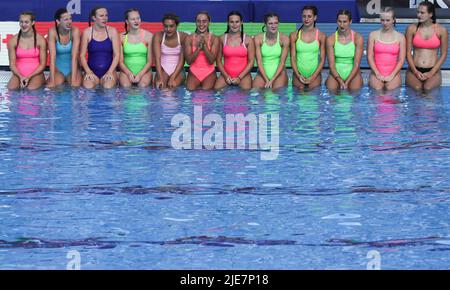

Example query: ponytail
[226,11,244,43]
[17,11,37,51]
[33,24,36,48]
[417,1,437,31]
[262,12,279,34]
[54,8,68,43]
[124,8,140,35]
[89,6,106,27]
[299,6,317,33]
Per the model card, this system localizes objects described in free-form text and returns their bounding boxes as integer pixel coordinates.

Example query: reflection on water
[290,90,321,156]
[222,88,250,114]
[332,92,357,153]
[372,94,401,134]
[1,84,450,269]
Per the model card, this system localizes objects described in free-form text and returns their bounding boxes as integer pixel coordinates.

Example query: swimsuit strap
[162,32,166,44]
[299,29,318,42]
[336,31,354,43]
[139,29,147,46]
[58,28,72,44]
[177,31,180,45]
[242,33,246,46]
[263,32,278,44]
[224,33,228,45]
[90,26,109,42]
[124,33,128,45]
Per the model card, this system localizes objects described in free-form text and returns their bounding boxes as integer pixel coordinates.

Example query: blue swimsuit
[87,26,113,78]
[56,30,72,77]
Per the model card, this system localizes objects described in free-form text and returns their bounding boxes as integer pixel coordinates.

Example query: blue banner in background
[1,0,358,23]
[357,0,450,20]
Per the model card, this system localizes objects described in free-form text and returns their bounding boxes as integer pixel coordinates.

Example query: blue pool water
[0,84,450,269]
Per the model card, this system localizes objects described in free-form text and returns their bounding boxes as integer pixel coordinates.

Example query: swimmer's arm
[271,33,289,82]
[431,25,448,75]
[238,35,255,79]
[366,31,381,76]
[106,27,120,75]
[71,27,81,78]
[118,33,133,76]
[405,24,418,74]
[326,34,339,79]
[345,33,364,84]
[310,31,327,80]
[254,34,269,82]
[79,28,94,75]
[47,28,57,81]
[152,32,164,78]
[138,31,153,76]
[203,35,218,65]
[216,36,230,79]
[171,32,186,78]
[7,36,22,78]
[184,35,199,65]
[289,32,301,79]
[390,33,406,78]
[27,35,47,79]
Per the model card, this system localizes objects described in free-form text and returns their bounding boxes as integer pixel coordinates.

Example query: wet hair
[417,1,437,31]
[225,11,244,43]
[195,11,211,33]
[17,11,37,51]
[89,6,107,27]
[54,8,69,42]
[124,8,140,35]
[162,13,180,26]
[336,9,352,31]
[299,6,318,32]
[380,6,396,27]
[262,12,279,33]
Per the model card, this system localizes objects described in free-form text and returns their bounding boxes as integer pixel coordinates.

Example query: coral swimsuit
[223,33,248,78]
[189,33,215,82]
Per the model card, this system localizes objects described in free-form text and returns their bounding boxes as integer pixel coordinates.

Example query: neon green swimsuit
[296,29,320,79]
[334,31,355,81]
[123,30,148,75]
[261,32,282,80]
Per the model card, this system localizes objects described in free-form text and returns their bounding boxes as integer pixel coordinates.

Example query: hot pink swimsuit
[189,33,215,82]
[16,46,40,77]
[413,27,441,49]
[373,31,400,77]
[160,31,181,76]
[223,33,247,78]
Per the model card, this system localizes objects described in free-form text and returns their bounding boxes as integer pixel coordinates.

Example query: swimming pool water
[0,84,450,269]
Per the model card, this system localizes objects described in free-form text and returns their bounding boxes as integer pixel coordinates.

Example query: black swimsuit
[415,67,433,74]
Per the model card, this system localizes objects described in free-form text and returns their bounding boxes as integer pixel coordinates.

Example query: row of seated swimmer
[7,3,448,92]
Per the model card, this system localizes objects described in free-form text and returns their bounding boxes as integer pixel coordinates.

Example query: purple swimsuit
[88,26,113,78]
